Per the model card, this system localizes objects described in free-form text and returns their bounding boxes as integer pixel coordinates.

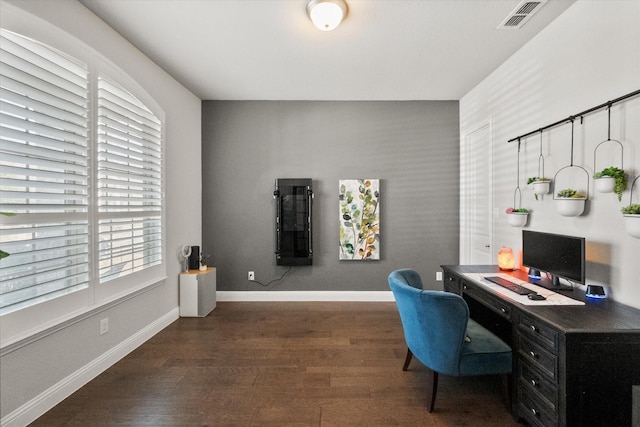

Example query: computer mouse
[527,293,546,301]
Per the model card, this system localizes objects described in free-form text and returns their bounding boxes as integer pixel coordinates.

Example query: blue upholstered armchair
[388,269,512,412]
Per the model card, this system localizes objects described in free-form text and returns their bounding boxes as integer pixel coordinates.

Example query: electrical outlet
[99,317,109,335]
[436,271,443,281]
[248,271,255,281]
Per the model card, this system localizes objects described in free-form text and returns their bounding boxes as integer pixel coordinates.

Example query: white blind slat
[0,150,87,174]
[0,177,87,193]
[98,177,161,191]
[0,88,87,126]
[0,164,88,185]
[98,97,161,138]
[0,48,87,97]
[2,30,87,79]
[0,71,87,114]
[98,82,160,126]
[1,134,87,162]
[1,112,87,145]
[98,114,162,145]
[1,101,87,136]
[98,139,161,163]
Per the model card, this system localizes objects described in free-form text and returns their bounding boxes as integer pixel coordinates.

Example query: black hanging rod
[508,89,640,143]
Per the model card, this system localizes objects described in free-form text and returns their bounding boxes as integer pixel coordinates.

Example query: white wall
[0,0,202,424]
[460,1,640,308]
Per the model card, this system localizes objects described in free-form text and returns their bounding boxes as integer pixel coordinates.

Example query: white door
[464,123,492,264]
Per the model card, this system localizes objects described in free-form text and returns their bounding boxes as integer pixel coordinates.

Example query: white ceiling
[79,0,575,101]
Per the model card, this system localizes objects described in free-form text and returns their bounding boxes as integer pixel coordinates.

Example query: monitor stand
[529,273,574,291]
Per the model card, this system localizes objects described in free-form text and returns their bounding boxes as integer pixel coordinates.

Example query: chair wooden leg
[426,368,439,412]
[402,348,413,371]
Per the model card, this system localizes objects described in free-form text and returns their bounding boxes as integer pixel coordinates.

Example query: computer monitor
[522,230,585,290]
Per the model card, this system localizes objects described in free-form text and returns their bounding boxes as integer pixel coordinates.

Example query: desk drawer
[518,312,559,351]
[519,360,558,411]
[519,386,558,427]
[463,284,512,321]
[443,273,461,294]
[519,335,558,381]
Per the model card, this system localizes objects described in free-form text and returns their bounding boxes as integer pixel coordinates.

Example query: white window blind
[97,77,163,283]
[0,28,164,317]
[0,29,90,314]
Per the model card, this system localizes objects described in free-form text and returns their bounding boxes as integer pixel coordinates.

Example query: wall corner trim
[1,307,179,427]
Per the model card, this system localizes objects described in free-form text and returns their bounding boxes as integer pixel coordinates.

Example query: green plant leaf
[621,204,640,215]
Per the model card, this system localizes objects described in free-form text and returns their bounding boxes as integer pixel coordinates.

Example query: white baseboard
[1,307,179,427]
[217,290,395,302]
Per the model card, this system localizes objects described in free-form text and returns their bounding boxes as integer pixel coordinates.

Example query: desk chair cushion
[461,318,512,376]
[389,272,511,377]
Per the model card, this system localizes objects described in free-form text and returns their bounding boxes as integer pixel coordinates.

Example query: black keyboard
[484,276,534,295]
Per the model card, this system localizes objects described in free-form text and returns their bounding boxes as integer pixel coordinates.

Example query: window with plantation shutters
[97,77,163,283]
[0,28,164,317]
[0,29,90,314]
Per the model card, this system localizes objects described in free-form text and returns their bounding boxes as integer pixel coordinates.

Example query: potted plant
[555,188,587,217]
[527,177,551,200]
[594,166,627,201]
[505,207,529,227]
[198,252,211,271]
[621,204,640,238]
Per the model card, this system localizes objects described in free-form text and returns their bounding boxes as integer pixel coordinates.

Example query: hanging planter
[528,132,551,200]
[594,175,615,193]
[506,141,529,227]
[621,176,640,238]
[593,166,626,201]
[528,177,551,199]
[555,189,587,217]
[553,119,589,217]
[506,208,529,227]
[593,105,626,201]
[623,211,640,238]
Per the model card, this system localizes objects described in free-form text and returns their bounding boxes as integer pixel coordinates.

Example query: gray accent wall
[202,101,459,292]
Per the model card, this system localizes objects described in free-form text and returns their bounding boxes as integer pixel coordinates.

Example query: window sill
[0,277,167,356]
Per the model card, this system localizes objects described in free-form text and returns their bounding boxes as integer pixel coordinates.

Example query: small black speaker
[586,285,606,299]
[188,246,200,270]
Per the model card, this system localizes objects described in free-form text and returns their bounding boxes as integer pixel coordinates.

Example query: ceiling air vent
[498,0,548,29]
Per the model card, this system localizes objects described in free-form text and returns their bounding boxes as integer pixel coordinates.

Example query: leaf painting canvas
[339,179,380,260]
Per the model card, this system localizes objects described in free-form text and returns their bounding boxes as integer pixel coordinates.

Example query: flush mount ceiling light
[307,0,348,31]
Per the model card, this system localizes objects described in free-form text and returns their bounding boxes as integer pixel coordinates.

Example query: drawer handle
[531,408,539,417]
[530,324,538,332]
[501,307,507,314]
[530,378,539,387]
[529,351,538,359]
[463,285,467,290]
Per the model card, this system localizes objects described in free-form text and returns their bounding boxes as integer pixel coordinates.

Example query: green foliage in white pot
[594,166,627,201]
[557,188,586,199]
[621,204,640,215]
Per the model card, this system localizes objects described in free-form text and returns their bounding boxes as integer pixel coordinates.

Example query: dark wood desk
[441,265,640,427]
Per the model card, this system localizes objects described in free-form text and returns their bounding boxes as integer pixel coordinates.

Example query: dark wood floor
[32,302,521,426]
